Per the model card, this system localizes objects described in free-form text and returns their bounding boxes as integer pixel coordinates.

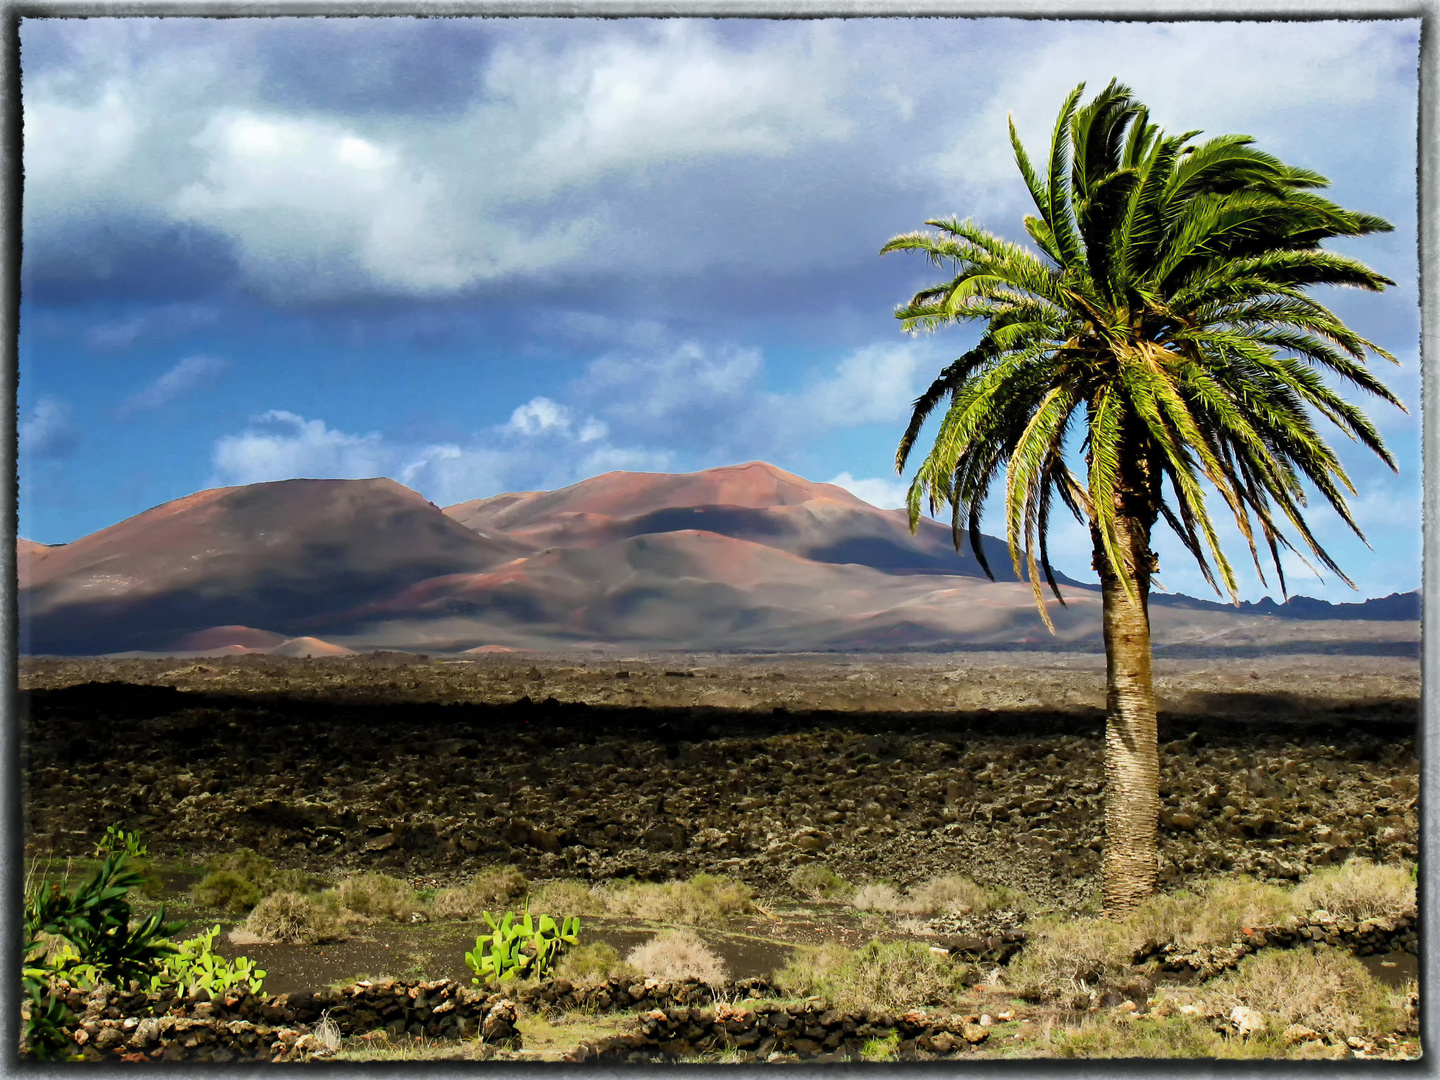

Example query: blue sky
[19,16,1421,603]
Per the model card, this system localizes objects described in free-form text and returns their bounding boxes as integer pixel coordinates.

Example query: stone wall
[48,975,774,1063]
[1139,910,1418,979]
[568,1001,994,1063]
[41,911,1417,1063]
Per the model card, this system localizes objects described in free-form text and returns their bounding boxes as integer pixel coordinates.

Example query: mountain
[444,461,1065,580]
[1150,589,1422,622]
[19,478,525,655]
[17,464,1419,656]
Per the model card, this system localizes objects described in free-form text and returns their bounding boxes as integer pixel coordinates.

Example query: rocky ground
[19,652,1419,910]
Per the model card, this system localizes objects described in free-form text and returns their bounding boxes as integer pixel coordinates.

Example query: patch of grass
[903,874,1027,916]
[1208,946,1400,1042]
[241,890,347,945]
[859,1030,900,1061]
[1292,858,1416,921]
[601,873,755,926]
[1030,1013,1337,1059]
[553,942,640,986]
[626,928,728,983]
[788,864,852,900]
[773,938,971,1012]
[333,1032,481,1062]
[512,1006,634,1061]
[338,873,419,922]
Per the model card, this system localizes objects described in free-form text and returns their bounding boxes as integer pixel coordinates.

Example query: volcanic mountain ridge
[17,462,1418,656]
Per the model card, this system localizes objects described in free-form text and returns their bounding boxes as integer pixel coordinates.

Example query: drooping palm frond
[882,78,1401,616]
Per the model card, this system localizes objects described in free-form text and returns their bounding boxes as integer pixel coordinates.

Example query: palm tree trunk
[1096,510,1160,914]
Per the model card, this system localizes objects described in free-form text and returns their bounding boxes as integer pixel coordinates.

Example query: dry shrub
[527,880,606,916]
[903,873,1024,916]
[851,883,903,912]
[1123,878,1296,955]
[1003,916,1133,1000]
[338,873,418,921]
[554,942,640,985]
[852,883,902,912]
[242,890,346,945]
[430,866,533,920]
[429,887,484,921]
[1292,858,1416,921]
[469,865,529,906]
[788,864,852,900]
[775,939,970,1012]
[626,929,728,984]
[602,874,754,926]
[1209,947,1399,1042]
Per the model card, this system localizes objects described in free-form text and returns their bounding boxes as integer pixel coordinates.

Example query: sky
[18,16,1422,603]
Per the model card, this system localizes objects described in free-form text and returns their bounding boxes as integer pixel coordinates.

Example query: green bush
[774,938,971,1011]
[23,854,183,1060]
[192,849,318,912]
[94,825,147,860]
[338,873,419,921]
[1122,876,1298,957]
[193,870,263,914]
[789,864,852,900]
[554,942,640,985]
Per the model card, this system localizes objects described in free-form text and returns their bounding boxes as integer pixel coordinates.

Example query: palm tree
[881,80,1402,912]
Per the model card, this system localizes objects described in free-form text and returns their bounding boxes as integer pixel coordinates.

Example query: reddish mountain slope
[18,463,1415,656]
[20,478,523,655]
[444,461,1049,581]
[337,528,1108,652]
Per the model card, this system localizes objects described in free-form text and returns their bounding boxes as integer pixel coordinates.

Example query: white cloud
[506,396,572,436]
[929,21,1418,209]
[21,19,1417,304]
[119,354,227,416]
[20,398,79,459]
[498,21,852,194]
[803,342,928,426]
[826,472,908,510]
[212,410,392,486]
[206,334,936,504]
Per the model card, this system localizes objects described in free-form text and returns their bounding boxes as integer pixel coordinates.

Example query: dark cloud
[251,17,495,117]
[22,217,240,305]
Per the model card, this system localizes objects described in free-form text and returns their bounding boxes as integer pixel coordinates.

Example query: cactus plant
[465,910,580,984]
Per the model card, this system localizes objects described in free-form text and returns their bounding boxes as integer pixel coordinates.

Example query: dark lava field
[19,652,1419,910]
